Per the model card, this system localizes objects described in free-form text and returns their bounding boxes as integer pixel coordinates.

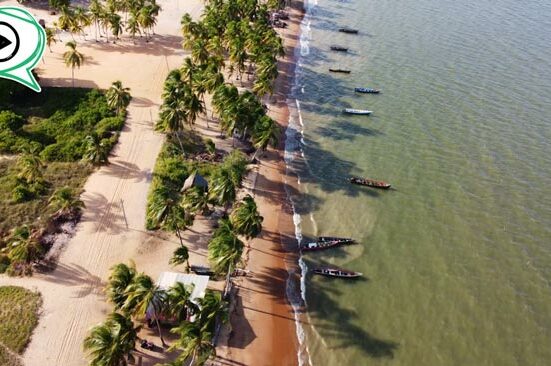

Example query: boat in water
[343,108,372,115]
[355,87,380,94]
[350,176,391,189]
[301,237,356,251]
[338,28,359,34]
[329,68,351,74]
[312,267,363,278]
[330,46,348,52]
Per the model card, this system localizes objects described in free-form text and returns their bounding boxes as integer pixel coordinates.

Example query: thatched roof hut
[181,171,208,192]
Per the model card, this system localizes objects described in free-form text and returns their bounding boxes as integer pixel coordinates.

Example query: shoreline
[218,1,307,365]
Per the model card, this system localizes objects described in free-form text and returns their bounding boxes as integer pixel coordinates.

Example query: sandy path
[0,1,203,365]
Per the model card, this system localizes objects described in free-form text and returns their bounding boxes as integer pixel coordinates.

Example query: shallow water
[287,0,551,364]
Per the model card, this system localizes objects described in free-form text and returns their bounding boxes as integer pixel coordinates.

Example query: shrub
[11,185,32,203]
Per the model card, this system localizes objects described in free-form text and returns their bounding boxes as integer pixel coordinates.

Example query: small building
[181,171,208,193]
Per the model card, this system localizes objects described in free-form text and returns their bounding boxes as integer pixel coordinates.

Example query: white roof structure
[156,271,209,302]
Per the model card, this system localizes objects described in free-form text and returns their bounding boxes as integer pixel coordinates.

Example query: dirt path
[0,1,204,365]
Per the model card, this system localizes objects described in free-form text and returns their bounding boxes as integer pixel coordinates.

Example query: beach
[0,0,305,365]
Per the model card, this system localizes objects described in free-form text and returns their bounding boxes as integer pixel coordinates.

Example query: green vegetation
[0,286,42,366]
[0,83,130,273]
[86,263,228,366]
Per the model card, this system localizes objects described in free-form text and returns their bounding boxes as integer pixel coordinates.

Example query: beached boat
[350,176,391,189]
[338,28,359,34]
[329,68,351,74]
[312,267,362,278]
[330,46,348,52]
[354,87,380,94]
[302,237,356,251]
[343,108,372,115]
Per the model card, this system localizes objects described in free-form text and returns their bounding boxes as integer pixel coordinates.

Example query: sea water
[286,0,551,365]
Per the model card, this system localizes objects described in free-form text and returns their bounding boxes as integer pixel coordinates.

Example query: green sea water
[288,0,551,365]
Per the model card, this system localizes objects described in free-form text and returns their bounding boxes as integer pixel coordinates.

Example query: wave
[283,1,319,365]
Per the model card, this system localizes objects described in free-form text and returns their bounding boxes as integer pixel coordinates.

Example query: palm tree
[123,273,168,346]
[45,27,57,52]
[147,186,188,246]
[16,153,43,184]
[63,41,84,87]
[48,186,85,218]
[207,221,244,274]
[106,81,132,115]
[251,115,280,161]
[89,0,104,42]
[209,167,238,208]
[6,225,43,265]
[109,13,123,42]
[183,186,210,215]
[230,195,263,240]
[169,245,191,272]
[106,262,136,310]
[196,290,228,332]
[169,321,215,366]
[167,282,198,323]
[126,11,141,42]
[84,133,110,165]
[83,312,138,366]
[74,7,91,39]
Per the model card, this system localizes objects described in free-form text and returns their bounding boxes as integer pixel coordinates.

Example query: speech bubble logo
[0,6,45,92]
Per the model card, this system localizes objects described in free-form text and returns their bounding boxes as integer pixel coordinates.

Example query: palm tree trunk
[173,132,185,154]
[72,68,75,88]
[153,315,167,347]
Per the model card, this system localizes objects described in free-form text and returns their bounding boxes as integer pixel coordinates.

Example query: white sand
[0,1,206,365]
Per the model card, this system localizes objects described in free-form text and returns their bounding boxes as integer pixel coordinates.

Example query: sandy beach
[217,1,306,365]
[0,0,305,365]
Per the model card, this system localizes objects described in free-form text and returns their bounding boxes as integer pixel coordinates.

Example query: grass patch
[0,160,93,235]
[0,286,42,355]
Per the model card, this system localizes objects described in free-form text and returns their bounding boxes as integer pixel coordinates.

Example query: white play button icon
[0,21,19,63]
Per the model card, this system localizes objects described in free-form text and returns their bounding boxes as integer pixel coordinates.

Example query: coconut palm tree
[251,115,280,161]
[45,28,57,52]
[207,221,244,274]
[167,282,198,323]
[73,7,91,39]
[169,321,215,366]
[106,262,136,310]
[63,41,84,87]
[230,195,263,240]
[169,245,191,272]
[123,273,168,346]
[83,133,110,165]
[106,81,132,115]
[183,187,210,216]
[209,167,238,208]
[147,186,189,246]
[6,225,43,265]
[126,11,141,41]
[83,312,138,366]
[196,289,228,332]
[89,0,104,42]
[16,153,43,184]
[48,186,85,218]
[109,13,123,42]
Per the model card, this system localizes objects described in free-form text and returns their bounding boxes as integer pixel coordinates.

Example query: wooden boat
[338,28,359,34]
[312,267,362,278]
[350,176,391,189]
[330,46,348,52]
[355,87,380,94]
[329,68,351,74]
[343,108,372,115]
[302,237,356,251]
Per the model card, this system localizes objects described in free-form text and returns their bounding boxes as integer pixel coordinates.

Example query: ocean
[284,0,551,365]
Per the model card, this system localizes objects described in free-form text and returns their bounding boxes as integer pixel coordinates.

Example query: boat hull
[313,268,362,278]
[354,88,380,94]
[349,177,391,189]
[343,109,372,115]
